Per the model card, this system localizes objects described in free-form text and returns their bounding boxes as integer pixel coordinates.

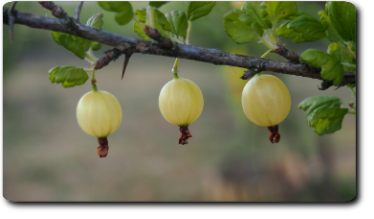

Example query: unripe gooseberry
[159,77,204,144]
[76,90,122,157]
[241,74,291,143]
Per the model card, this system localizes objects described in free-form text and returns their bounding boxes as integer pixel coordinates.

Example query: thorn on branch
[144,25,175,49]
[7,1,17,42]
[94,49,123,70]
[121,52,133,80]
[73,1,84,22]
[271,39,300,63]
[318,80,333,90]
[241,69,258,80]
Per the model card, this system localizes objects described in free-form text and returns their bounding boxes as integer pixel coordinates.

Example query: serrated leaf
[134,8,147,22]
[298,96,348,135]
[286,14,326,40]
[133,22,152,41]
[276,21,304,42]
[98,1,133,25]
[266,1,297,23]
[154,8,171,32]
[326,1,356,43]
[327,42,355,71]
[243,1,270,29]
[51,32,91,59]
[149,1,168,8]
[86,13,104,51]
[277,13,326,43]
[300,49,344,86]
[133,7,171,39]
[48,66,89,88]
[223,9,259,44]
[166,10,188,39]
[318,10,341,42]
[186,1,216,21]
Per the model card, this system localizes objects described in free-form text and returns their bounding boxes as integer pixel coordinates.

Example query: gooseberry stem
[172,57,180,79]
[91,69,98,92]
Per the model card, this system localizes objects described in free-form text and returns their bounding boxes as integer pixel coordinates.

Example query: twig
[94,49,123,70]
[144,26,176,49]
[39,1,69,19]
[4,9,356,86]
[271,39,300,63]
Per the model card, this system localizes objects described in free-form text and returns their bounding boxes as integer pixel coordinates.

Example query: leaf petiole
[186,21,192,45]
[337,42,356,60]
[85,48,99,65]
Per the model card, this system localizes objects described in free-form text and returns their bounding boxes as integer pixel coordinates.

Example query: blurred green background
[3,1,356,202]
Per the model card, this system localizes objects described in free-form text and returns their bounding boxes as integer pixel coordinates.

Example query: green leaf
[326,1,356,43]
[133,22,152,41]
[86,13,104,51]
[98,1,133,25]
[300,49,344,86]
[327,43,355,71]
[154,8,171,32]
[318,10,342,42]
[186,1,216,21]
[298,96,348,135]
[276,13,326,43]
[90,41,102,51]
[166,10,188,39]
[133,8,171,39]
[266,1,297,23]
[134,8,147,22]
[48,66,89,88]
[276,21,304,43]
[51,32,91,59]
[223,9,259,44]
[149,1,168,8]
[243,1,270,29]
[86,13,104,29]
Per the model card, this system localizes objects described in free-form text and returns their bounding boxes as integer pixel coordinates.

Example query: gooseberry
[76,89,122,157]
[159,77,204,144]
[241,74,291,143]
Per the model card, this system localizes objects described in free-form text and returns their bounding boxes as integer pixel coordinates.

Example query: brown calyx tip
[97,137,109,158]
[179,126,192,145]
[267,125,280,143]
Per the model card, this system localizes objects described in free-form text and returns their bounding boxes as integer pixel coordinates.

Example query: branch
[3,8,356,86]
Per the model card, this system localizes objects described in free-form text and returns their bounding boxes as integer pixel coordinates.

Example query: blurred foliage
[3,1,355,202]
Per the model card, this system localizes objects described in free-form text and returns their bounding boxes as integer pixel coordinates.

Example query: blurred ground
[3,1,356,202]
